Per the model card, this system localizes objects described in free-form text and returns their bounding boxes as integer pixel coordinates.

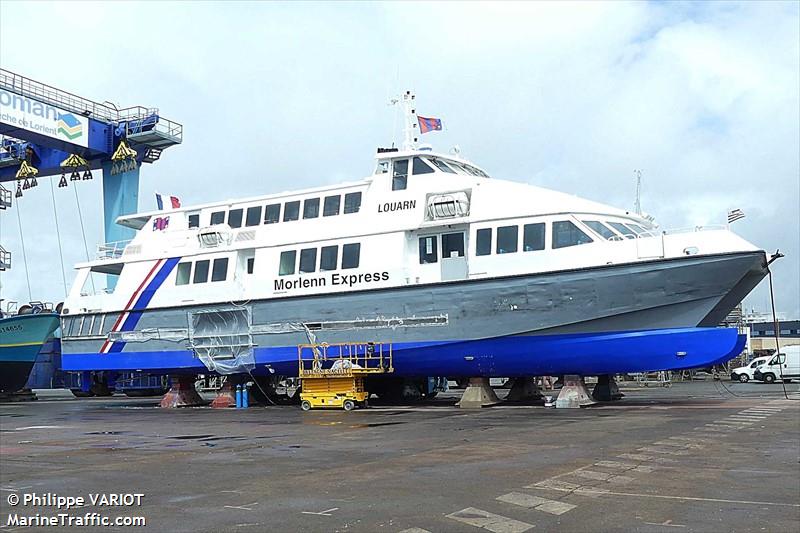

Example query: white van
[753,345,800,383]
[730,356,772,383]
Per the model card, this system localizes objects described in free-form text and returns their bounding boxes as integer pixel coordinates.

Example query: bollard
[242,382,250,409]
[235,384,242,409]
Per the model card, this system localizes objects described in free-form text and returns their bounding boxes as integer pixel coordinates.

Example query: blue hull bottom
[62,327,745,377]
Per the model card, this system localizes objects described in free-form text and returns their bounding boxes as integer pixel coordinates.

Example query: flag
[155,192,181,210]
[727,208,745,224]
[418,116,442,134]
[152,216,170,231]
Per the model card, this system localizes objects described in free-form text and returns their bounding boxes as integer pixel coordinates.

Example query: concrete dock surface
[1,381,798,532]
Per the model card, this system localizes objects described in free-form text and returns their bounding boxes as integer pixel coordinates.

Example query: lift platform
[298,342,394,411]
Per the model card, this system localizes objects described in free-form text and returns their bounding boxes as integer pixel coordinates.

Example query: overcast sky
[0,1,798,318]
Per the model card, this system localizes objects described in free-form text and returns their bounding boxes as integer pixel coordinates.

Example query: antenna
[634,169,643,215]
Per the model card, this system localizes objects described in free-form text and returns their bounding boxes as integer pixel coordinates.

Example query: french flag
[155,192,181,210]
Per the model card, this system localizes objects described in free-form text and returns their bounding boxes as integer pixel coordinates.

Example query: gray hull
[63,251,768,360]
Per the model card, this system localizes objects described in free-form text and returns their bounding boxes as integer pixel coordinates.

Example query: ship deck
[1,381,798,532]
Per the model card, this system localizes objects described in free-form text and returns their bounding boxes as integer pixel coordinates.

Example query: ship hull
[0,314,61,393]
[61,250,766,376]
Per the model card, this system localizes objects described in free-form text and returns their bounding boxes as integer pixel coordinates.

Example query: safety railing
[298,342,394,377]
[0,245,10,270]
[662,225,727,235]
[95,240,132,260]
[0,69,183,141]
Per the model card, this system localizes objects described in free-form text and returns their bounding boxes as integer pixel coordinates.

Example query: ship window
[582,220,617,240]
[431,158,456,173]
[323,195,341,216]
[210,211,225,225]
[245,206,262,227]
[299,248,317,273]
[476,228,492,256]
[246,257,255,274]
[188,213,200,228]
[265,203,281,224]
[176,262,192,285]
[626,223,648,235]
[91,315,102,336]
[496,225,518,254]
[279,250,296,275]
[393,159,409,191]
[523,223,545,251]
[303,198,320,219]
[607,221,636,239]
[342,243,361,269]
[419,236,438,264]
[284,201,300,221]
[228,209,243,228]
[211,258,228,282]
[320,245,338,271]
[413,157,435,175]
[344,192,362,214]
[442,232,465,258]
[193,260,210,283]
[553,220,593,249]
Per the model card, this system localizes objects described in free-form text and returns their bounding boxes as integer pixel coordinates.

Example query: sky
[0,0,798,318]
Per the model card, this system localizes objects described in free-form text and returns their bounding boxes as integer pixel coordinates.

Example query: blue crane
[0,69,182,256]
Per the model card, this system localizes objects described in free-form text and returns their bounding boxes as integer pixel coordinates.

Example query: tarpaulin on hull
[188,307,254,375]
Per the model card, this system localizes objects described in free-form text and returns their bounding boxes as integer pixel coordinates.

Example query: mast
[634,169,642,215]
[399,90,418,151]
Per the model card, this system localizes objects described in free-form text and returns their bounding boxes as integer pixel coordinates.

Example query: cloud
[0,1,797,317]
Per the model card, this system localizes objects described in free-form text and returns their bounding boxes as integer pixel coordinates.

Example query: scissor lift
[298,342,393,411]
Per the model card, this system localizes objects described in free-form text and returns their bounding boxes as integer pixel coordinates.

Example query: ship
[59,92,767,393]
[0,304,60,394]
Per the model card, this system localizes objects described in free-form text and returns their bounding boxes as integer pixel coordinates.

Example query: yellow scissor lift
[298,342,393,411]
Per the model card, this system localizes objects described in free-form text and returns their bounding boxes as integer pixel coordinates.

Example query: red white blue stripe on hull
[63,327,745,377]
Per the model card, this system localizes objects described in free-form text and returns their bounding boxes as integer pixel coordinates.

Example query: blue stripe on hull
[62,327,743,377]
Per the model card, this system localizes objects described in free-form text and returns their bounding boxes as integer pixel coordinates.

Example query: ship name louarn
[378,200,415,213]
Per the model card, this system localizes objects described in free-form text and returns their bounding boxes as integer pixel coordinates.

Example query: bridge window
[342,243,361,269]
[496,225,518,254]
[419,236,438,264]
[176,262,192,285]
[265,203,281,224]
[320,245,338,271]
[413,157,435,175]
[393,159,409,191]
[476,228,492,256]
[523,223,545,251]
[303,198,320,219]
[279,250,296,275]
[245,206,262,227]
[211,258,228,282]
[188,213,200,228]
[323,195,341,217]
[553,221,593,249]
[626,223,648,235]
[247,257,255,274]
[607,221,636,239]
[228,209,243,228]
[442,232,465,258]
[430,158,456,173]
[193,260,210,283]
[582,220,617,240]
[210,211,225,225]
[344,192,362,214]
[299,248,317,273]
[284,201,300,221]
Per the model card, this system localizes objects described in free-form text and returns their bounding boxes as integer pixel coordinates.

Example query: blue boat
[0,312,60,394]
